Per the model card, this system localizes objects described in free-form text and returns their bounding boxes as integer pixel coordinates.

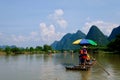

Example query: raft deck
[66,64,91,71]
[65,60,96,71]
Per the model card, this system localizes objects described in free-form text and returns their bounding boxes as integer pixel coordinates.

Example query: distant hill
[0,45,17,49]
[51,41,59,50]
[51,25,120,50]
[108,26,120,41]
[51,30,86,50]
[86,25,109,45]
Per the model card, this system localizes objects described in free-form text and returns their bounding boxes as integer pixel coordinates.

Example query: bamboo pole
[90,54,110,75]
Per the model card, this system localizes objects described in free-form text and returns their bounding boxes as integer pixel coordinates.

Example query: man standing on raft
[79,46,90,68]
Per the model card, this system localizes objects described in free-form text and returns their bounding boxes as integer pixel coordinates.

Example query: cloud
[12,35,26,42]
[54,9,64,16]
[7,9,67,46]
[30,31,38,36]
[81,20,119,36]
[0,34,16,46]
[0,9,67,47]
[49,9,68,28]
[39,22,65,44]
[57,19,67,28]
[11,33,42,47]
[12,31,41,44]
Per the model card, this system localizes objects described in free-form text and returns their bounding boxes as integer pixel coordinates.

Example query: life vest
[79,50,86,59]
[80,50,83,54]
[82,54,87,59]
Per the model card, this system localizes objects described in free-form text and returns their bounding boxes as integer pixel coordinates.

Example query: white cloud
[6,9,67,46]
[0,9,67,47]
[81,20,119,36]
[49,9,68,28]
[39,23,55,36]
[10,33,41,47]
[30,31,38,36]
[12,32,41,43]
[39,22,65,44]
[57,19,67,28]
[55,9,64,16]
[12,35,26,42]
[0,34,16,46]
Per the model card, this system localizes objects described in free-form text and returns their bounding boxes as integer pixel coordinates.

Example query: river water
[0,53,120,80]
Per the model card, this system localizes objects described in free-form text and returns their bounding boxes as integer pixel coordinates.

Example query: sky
[0,0,120,47]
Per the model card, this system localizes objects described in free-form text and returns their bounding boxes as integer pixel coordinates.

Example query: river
[0,53,120,80]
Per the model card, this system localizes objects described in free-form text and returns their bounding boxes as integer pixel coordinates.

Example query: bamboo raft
[65,60,96,71]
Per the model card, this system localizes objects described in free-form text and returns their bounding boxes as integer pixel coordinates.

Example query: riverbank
[0,50,58,56]
[0,51,6,55]
[0,50,118,56]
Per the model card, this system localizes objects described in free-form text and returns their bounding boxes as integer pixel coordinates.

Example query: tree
[11,47,22,54]
[29,47,34,52]
[43,44,52,52]
[35,46,43,51]
[0,48,2,51]
[4,46,11,54]
[107,34,120,52]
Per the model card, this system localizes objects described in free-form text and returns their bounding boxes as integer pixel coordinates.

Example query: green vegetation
[61,33,120,54]
[0,44,57,55]
[107,34,120,53]
[84,34,120,54]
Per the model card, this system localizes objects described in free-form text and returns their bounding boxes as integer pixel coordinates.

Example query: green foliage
[29,47,34,52]
[0,44,54,55]
[108,26,120,41]
[11,47,22,54]
[43,44,52,52]
[35,46,43,51]
[0,48,2,51]
[25,47,29,51]
[4,46,11,54]
[107,34,120,52]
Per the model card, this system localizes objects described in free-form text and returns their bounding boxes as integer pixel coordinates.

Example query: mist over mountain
[0,45,17,49]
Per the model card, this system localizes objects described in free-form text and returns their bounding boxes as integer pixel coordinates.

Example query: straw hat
[83,46,87,48]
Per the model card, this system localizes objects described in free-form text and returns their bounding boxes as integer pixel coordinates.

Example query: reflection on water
[0,53,120,80]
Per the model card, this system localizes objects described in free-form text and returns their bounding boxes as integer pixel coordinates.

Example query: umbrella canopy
[72,39,97,46]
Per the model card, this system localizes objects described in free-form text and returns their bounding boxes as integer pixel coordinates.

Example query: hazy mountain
[51,30,86,50]
[51,41,59,50]
[86,25,109,45]
[51,25,120,50]
[0,45,17,49]
[108,26,120,41]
